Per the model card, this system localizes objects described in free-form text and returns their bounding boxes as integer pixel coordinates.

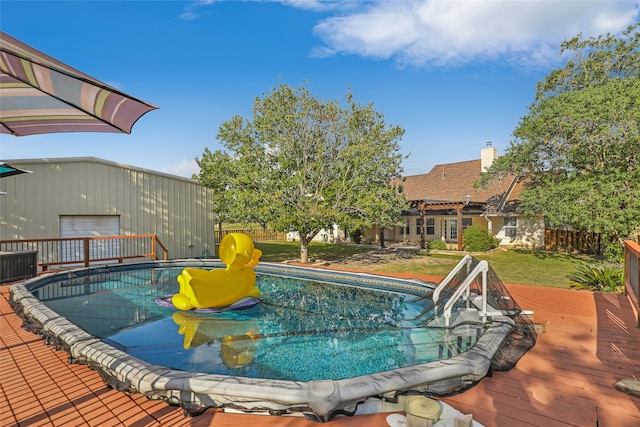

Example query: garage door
[59,215,120,263]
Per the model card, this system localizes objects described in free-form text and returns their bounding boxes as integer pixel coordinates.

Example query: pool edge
[9,260,516,419]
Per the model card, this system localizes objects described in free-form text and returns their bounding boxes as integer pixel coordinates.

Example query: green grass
[372,253,461,277]
[252,241,596,288]
[375,249,592,288]
[474,249,589,288]
[254,241,373,262]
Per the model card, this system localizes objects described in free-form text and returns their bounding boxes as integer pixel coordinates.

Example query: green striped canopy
[0,32,157,136]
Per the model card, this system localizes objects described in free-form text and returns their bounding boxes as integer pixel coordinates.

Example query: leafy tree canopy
[483,24,640,252]
[197,83,407,262]
[196,149,236,230]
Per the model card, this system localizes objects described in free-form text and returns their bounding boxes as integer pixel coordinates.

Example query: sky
[1,0,639,178]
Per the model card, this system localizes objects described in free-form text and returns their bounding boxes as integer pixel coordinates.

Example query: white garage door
[59,215,121,263]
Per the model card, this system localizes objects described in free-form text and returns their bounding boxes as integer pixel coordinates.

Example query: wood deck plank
[2,274,639,427]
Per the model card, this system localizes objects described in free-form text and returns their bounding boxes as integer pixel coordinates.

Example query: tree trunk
[300,237,310,263]
[379,227,385,249]
[299,229,320,263]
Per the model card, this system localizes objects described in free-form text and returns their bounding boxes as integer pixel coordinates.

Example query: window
[416,218,422,235]
[504,217,517,238]
[462,218,472,232]
[426,218,435,235]
[399,219,410,235]
[449,219,458,240]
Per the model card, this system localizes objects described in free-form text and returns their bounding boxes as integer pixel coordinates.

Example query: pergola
[409,199,485,250]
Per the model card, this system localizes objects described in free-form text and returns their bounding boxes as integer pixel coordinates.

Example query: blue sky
[1,0,639,178]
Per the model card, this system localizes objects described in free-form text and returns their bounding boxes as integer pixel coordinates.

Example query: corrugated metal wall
[0,157,215,259]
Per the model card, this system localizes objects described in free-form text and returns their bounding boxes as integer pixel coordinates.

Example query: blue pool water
[32,266,482,382]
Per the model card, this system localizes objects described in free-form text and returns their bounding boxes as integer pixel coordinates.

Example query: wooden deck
[1,271,639,426]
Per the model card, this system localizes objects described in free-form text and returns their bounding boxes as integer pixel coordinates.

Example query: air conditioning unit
[0,251,37,283]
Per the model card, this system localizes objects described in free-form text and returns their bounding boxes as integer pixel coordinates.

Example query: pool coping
[9,260,515,421]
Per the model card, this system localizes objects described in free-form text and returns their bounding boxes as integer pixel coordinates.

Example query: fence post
[624,240,640,328]
[151,235,157,260]
[83,238,90,267]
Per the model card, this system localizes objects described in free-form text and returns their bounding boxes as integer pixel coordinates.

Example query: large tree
[198,84,407,262]
[483,24,640,257]
[195,149,236,236]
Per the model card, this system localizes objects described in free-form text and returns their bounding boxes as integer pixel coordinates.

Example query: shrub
[603,242,624,263]
[567,264,624,292]
[463,225,500,252]
[427,239,448,250]
[349,228,362,244]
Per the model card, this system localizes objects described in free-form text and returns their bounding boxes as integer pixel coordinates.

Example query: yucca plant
[567,264,624,293]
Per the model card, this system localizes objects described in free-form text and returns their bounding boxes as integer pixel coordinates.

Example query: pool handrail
[441,260,508,327]
[442,260,486,327]
[432,254,474,304]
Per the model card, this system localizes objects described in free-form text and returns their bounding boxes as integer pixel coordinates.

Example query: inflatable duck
[171,233,262,310]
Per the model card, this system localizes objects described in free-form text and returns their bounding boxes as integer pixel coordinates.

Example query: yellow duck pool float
[171,233,262,310]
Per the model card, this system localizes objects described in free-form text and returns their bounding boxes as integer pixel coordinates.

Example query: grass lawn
[474,249,589,288]
[253,241,596,288]
[370,253,460,277]
[254,241,373,262]
[377,250,597,288]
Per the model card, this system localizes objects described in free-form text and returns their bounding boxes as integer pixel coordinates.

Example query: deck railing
[0,234,168,273]
[624,240,640,328]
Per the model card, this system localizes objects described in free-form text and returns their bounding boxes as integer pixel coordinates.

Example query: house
[0,157,216,259]
[364,144,545,250]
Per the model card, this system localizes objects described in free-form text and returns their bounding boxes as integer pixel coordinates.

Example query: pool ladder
[432,255,505,327]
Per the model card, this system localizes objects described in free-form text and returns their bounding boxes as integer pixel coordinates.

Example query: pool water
[33,267,482,382]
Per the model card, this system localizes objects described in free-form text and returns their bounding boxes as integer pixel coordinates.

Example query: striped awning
[0,32,157,136]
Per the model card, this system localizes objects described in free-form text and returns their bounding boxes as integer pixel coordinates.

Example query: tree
[483,24,640,257]
[195,148,236,236]
[198,83,407,263]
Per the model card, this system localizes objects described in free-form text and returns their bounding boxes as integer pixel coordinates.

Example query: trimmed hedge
[427,239,448,250]
[463,225,500,252]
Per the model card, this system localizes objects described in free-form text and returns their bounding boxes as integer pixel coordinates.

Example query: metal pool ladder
[432,255,506,327]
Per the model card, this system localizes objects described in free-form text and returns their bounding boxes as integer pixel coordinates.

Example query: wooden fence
[214,228,286,244]
[544,229,604,255]
[624,240,640,328]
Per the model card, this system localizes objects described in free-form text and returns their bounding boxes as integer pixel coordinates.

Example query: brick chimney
[481,141,497,171]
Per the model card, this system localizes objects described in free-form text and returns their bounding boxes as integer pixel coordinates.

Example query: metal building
[0,157,215,259]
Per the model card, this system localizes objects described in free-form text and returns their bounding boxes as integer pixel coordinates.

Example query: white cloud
[180,0,220,20]
[275,0,347,12]
[310,0,640,68]
[181,0,347,20]
[164,158,200,178]
[183,0,639,67]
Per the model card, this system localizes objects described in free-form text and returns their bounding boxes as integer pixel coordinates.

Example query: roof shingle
[399,159,522,212]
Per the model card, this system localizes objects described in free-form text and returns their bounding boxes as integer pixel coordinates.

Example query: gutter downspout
[483,175,517,237]
[483,213,493,235]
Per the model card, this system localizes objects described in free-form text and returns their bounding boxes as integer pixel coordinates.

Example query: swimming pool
[10,259,535,421]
